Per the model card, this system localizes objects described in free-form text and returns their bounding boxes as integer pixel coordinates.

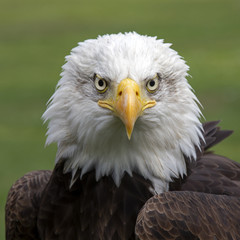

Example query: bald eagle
[5,32,240,240]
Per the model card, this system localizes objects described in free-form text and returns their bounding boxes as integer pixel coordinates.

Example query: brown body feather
[136,192,240,240]
[5,170,52,240]
[37,163,153,240]
[5,122,240,240]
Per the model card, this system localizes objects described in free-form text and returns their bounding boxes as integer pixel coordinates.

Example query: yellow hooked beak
[98,78,156,140]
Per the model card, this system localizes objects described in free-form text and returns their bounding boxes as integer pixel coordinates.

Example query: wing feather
[5,170,51,240]
[181,153,240,196]
[136,192,240,240]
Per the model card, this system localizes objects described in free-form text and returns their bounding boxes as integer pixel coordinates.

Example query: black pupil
[98,79,104,87]
[149,80,155,87]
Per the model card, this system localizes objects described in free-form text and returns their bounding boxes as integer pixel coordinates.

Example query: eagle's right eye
[94,74,108,93]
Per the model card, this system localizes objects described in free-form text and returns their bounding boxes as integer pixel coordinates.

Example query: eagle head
[43,32,203,191]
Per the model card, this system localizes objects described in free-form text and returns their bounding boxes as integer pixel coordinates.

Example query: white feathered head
[43,32,203,191]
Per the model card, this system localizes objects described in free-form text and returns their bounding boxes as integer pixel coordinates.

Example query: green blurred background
[0,0,239,238]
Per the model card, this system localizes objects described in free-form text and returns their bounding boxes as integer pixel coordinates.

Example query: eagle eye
[94,74,108,93]
[146,75,160,93]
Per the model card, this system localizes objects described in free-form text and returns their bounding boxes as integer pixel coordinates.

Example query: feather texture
[37,160,153,240]
[5,170,52,240]
[136,192,240,240]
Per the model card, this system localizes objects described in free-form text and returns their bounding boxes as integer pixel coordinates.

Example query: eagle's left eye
[94,74,108,93]
[146,76,160,93]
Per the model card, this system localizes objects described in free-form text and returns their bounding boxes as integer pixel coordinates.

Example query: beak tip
[126,127,133,140]
[127,132,132,140]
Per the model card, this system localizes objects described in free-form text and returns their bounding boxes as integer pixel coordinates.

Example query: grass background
[0,0,239,238]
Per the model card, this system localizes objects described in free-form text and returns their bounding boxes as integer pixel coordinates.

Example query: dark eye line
[93,73,110,83]
[145,73,162,82]
[93,73,98,81]
[156,73,162,81]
